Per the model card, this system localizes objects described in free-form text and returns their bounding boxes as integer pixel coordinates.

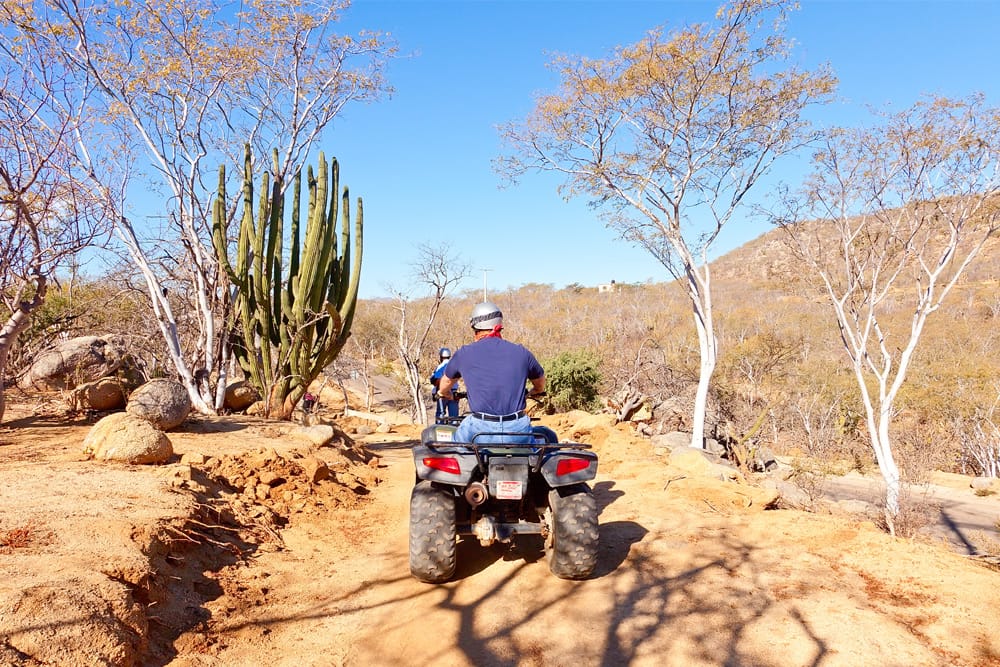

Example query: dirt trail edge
[163,413,1000,667]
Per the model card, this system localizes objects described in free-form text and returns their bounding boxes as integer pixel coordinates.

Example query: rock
[355,424,375,436]
[79,377,127,410]
[82,413,173,464]
[668,447,739,481]
[248,448,279,468]
[18,334,137,391]
[771,479,814,508]
[704,438,727,457]
[290,424,335,447]
[651,431,691,453]
[753,447,780,473]
[836,499,874,515]
[180,452,206,465]
[126,378,191,430]
[303,456,331,483]
[971,477,999,493]
[224,380,259,411]
[259,471,285,486]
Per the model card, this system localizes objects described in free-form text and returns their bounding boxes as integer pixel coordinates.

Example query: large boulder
[18,335,134,391]
[224,380,259,412]
[75,377,127,411]
[126,378,191,430]
[82,412,173,464]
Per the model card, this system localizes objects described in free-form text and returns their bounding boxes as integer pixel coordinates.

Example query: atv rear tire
[409,481,457,583]
[546,483,599,579]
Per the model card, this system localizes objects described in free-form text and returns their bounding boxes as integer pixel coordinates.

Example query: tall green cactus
[212,145,362,418]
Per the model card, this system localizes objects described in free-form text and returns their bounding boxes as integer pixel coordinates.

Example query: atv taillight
[555,457,591,476]
[423,456,461,475]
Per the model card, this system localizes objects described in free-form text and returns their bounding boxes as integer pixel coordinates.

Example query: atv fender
[540,450,598,487]
[412,443,478,485]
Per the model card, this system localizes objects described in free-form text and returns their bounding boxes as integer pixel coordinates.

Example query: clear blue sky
[321,0,1000,299]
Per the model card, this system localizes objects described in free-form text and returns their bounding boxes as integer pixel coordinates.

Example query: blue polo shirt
[444,337,543,415]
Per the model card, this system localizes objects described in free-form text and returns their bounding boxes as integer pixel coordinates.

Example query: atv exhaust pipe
[464,481,489,507]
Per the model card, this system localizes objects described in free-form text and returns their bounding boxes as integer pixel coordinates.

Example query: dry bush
[891,424,961,485]
[969,530,1000,557]
[786,459,830,509]
[872,485,938,539]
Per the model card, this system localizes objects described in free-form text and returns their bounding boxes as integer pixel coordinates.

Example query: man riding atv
[410,301,599,584]
[437,301,545,444]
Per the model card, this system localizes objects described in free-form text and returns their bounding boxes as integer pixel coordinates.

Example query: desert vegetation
[344,234,1000,485]
[3,0,1000,537]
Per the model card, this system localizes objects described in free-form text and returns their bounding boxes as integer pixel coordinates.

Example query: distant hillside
[710,214,1000,289]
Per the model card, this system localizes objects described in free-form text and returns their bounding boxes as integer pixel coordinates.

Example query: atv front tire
[546,483,599,579]
[409,481,457,583]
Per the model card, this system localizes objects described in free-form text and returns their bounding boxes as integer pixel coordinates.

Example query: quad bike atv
[408,401,600,583]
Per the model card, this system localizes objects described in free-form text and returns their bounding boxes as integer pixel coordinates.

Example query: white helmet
[470,301,503,330]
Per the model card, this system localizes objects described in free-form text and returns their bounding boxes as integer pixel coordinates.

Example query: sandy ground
[2,393,1000,667]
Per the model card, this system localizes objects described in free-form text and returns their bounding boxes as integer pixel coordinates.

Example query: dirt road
[2,402,999,667]
[163,413,1000,667]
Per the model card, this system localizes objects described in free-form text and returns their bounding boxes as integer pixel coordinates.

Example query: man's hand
[527,376,545,397]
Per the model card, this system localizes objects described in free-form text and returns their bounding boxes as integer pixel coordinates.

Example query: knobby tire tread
[409,480,457,583]
[547,482,599,579]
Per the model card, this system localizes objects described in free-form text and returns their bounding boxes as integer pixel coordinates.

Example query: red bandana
[486,324,503,339]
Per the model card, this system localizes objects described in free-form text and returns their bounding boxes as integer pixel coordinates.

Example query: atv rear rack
[420,440,593,476]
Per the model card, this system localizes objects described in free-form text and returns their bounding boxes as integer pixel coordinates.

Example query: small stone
[303,456,331,483]
[259,471,284,486]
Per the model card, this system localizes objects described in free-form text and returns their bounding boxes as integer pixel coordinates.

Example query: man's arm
[438,374,456,399]
[527,375,545,396]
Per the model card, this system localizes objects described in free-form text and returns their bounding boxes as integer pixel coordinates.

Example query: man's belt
[471,410,526,422]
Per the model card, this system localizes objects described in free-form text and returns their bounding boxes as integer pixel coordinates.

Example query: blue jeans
[454,414,533,445]
[435,398,459,419]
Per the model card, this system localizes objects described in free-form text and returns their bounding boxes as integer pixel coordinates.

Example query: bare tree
[2,0,395,414]
[343,304,397,412]
[498,0,835,448]
[391,244,470,425]
[0,60,112,422]
[772,95,1000,532]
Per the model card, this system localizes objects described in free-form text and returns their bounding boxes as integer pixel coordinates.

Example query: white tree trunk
[687,261,717,450]
[116,221,216,415]
[0,276,47,424]
[403,360,428,426]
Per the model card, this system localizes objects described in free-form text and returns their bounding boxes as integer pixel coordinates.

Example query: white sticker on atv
[495,480,523,500]
[436,429,453,442]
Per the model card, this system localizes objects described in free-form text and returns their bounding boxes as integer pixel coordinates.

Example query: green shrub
[543,350,602,412]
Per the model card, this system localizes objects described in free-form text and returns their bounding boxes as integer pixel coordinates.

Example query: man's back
[445,337,543,416]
